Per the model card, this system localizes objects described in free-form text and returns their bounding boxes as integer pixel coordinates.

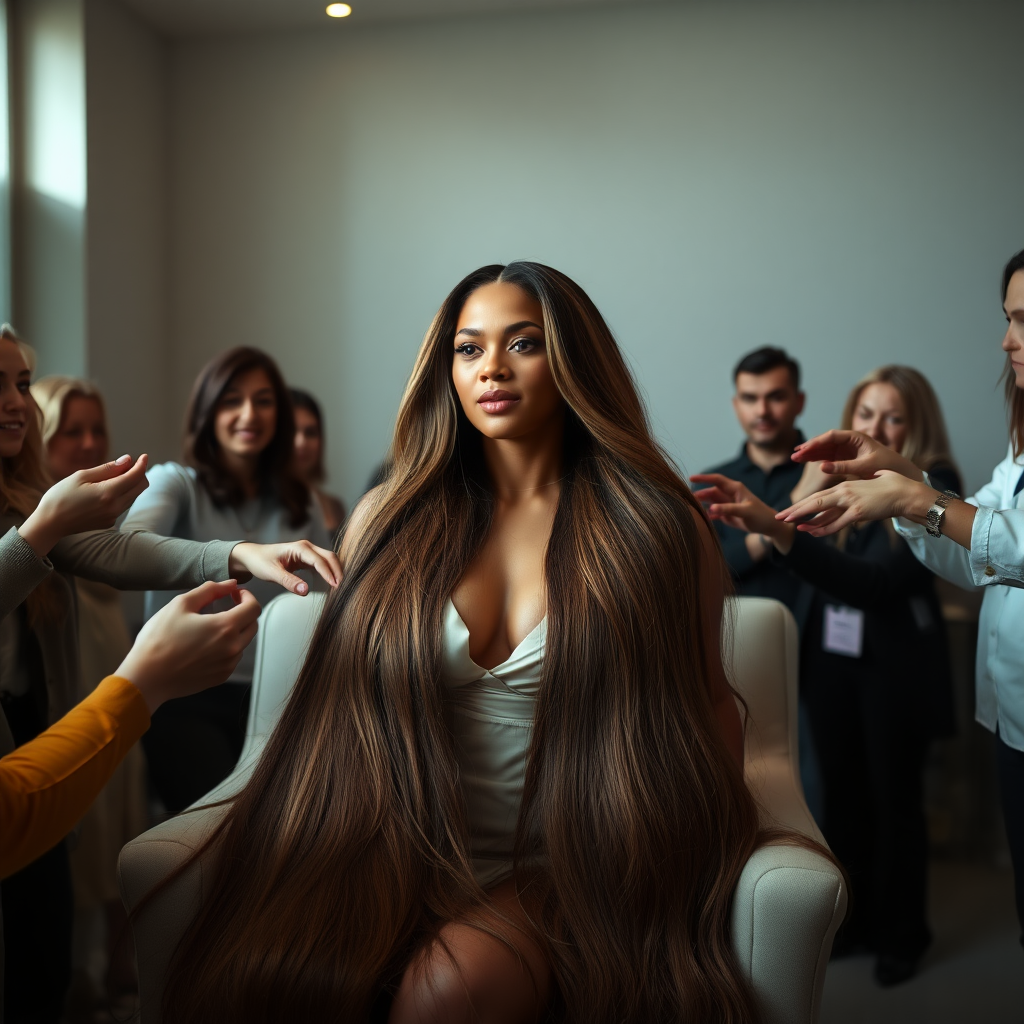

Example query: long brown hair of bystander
[840,364,957,475]
[161,263,820,1024]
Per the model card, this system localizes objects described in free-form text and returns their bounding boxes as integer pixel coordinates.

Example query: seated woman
[693,365,959,986]
[161,263,816,1024]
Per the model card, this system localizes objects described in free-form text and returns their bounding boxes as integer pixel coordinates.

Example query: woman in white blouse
[779,245,1024,948]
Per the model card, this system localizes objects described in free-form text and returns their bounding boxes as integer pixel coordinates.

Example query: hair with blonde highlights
[840,364,956,475]
[162,263,812,1023]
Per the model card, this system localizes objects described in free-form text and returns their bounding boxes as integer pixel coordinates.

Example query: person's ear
[795,391,806,417]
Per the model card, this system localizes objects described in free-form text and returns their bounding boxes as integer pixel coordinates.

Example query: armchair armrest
[731,844,847,1024]
[118,804,228,1024]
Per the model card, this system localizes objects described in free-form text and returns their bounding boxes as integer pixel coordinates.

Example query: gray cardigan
[0,518,238,1018]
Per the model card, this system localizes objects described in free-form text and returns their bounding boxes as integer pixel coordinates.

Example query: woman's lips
[478,390,521,414]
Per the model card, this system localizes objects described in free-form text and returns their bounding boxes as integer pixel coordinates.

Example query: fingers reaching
[283,542,341,589]
[181,579,242,612]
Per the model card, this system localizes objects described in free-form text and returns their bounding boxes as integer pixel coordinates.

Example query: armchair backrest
[726,596,822,843]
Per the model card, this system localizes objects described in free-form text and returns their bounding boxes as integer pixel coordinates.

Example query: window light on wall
[326,3,352,16]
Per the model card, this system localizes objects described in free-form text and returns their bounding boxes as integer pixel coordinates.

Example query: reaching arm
[0,581,260,879]
[777,529,931,611]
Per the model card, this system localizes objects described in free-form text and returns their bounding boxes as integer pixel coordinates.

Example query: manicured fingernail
[297,582,308,595]
[115,454,130,465]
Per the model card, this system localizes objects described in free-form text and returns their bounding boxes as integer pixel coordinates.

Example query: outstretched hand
[775,470,931,537]
[791,430,922,482]
[690,473,796,553]
[117,580,262,713]
[228,540,342,596]
[691,473,779,535]
[19,455,151,557]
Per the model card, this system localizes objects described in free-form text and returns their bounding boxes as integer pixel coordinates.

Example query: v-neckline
[447,599,546,673]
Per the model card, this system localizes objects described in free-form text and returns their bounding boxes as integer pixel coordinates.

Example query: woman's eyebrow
[504,320,543,334]
[455,327,481,338]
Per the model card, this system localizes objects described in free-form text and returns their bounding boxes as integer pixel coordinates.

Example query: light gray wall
[84,0,173,462]
[13,0,87,377]
[164,0,1024,504]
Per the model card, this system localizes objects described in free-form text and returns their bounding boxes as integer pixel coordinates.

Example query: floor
[820,860,1024,1024]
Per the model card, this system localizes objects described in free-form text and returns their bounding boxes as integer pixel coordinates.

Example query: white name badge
[823,605,864,658]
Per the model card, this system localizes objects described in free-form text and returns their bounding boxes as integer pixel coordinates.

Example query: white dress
[442,599,545,888]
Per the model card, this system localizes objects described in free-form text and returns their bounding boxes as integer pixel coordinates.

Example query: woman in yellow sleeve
[0,578,260,880]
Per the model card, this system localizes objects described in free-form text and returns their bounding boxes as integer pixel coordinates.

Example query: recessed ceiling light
[326,3,352,16]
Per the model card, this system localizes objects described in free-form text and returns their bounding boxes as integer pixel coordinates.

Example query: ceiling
[120,0,660,36]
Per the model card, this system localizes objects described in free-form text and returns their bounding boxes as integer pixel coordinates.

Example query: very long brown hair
[163,263,787,1023]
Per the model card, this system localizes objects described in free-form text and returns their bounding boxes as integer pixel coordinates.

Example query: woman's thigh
[389,878,552,1024]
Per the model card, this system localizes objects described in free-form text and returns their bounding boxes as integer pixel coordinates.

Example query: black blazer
[773,464,960,738]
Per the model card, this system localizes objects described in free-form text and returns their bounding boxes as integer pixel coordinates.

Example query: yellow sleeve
[0,676,151,879]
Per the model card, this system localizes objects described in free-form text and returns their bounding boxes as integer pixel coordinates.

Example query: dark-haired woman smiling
[122,347,332,812]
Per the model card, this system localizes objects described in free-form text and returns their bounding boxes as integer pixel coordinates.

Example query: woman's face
[851,381,908,453]
[451,282,564,442]
[293,406,322,479]
[47,396,108,480]
[213,367,277,460]
[0,341,31,460]
[1002,270,1024,390]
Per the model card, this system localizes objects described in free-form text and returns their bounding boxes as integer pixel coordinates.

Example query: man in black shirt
[701,346,811,623]
[699,347,823,824]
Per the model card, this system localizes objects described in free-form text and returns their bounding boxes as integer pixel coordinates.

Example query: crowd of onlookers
[1,338,344,1023]
[1,244,1023,1022]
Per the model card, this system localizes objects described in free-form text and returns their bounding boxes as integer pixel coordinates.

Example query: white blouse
[895,443,1024,752]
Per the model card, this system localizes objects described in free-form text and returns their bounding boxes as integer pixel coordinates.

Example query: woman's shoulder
[147,461,199,491]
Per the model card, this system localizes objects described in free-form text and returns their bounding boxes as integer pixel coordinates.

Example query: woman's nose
[2,387,26,413]
[479,355,509,381]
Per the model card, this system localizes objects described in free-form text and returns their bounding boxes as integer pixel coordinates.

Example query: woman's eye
[510,338,536,353]
[17,382,30,394]
[455,343,479,356]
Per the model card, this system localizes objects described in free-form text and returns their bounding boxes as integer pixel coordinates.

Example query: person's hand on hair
[228,539,342,595]
[691,473,797,553]
[116,580,261,713]
[775,470,933,537]
[791,430,922,482]
[18,454,151,557]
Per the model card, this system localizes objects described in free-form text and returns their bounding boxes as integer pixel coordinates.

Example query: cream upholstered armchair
[119,594,845,1023]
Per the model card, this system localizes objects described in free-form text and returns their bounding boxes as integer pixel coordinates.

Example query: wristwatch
[924,490,959,538]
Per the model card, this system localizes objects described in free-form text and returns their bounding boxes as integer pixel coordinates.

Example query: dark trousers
[142,683,251,814]
[803,651,932,958]
[1,690,74,1024]
[996,730,1024,948]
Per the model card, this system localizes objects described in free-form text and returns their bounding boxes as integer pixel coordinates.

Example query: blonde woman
[31,376,145,1014]
[780,246,1024,963]
[693,365,960,987]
